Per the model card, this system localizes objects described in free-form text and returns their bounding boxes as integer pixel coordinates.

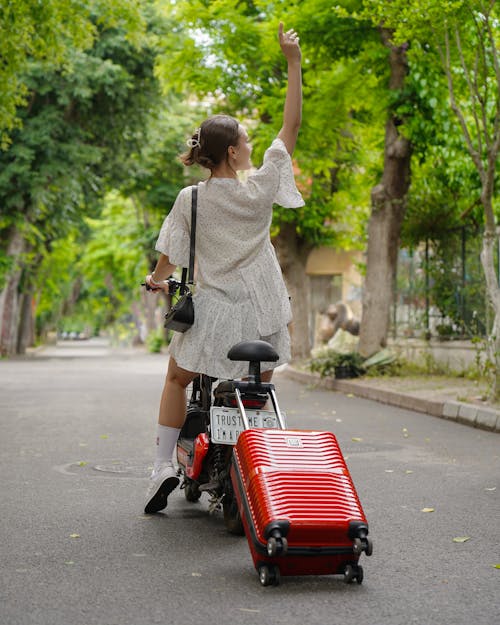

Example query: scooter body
[175,340,284,533]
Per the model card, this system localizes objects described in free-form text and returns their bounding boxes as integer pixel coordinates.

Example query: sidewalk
[283,365,500,433]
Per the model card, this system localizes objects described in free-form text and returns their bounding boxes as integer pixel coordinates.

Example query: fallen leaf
[331,410,337,415]
[493,564,500,569]
[78,461,87,467]
[351,437,363,442]
[69,533,80,539]
[191,572,202,577]
[385,470,394,473]
[347,393,355,398]
[405,470,414,474]
[335,418,342,423]
[65,561,75,565]
[78,443,87,447]
[99,435,108,439]
[421,508,435,513]
[485,487,496,492]
[452,537,470,543]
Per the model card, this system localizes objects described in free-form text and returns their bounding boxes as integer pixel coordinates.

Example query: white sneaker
[144,463,180,514]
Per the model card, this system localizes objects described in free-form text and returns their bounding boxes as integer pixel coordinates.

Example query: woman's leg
[159,357,197,427]
[145,358,196,514]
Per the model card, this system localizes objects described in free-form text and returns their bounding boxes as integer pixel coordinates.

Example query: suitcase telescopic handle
[233,388,286,431]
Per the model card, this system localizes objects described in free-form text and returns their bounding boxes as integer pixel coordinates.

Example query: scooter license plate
[209,407,283,444]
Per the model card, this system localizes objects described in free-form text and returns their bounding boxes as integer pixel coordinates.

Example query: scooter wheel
[184,479,201,502]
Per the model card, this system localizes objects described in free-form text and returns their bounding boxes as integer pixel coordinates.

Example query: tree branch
[470,10,491,148]
[485,1,500,160]
[454,25,484,159]
[441,26,485,180]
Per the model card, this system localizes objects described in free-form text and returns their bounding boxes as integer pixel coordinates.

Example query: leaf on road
[69,533,80,538]
[65,561,75,565]
[485,487,496,492]
[347,393,355,398]
[78,443,87,447]
[78,461,87,467]
[351,437,363,442]
[335,418,342,423]
[191,572,202,577]
[421,508,435,513]
[402,428,409,438]
[385,469,394,473]
[452,537,470,543]
[493,564,500,569]
[405,470,414,474]
[99,434,109,439]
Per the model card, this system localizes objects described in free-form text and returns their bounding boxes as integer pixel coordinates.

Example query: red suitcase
[231,428,373,586]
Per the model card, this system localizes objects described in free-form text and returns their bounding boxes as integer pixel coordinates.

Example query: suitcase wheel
[266,536,288,557]
[353,537,373,557]
[259,564,281,587]
[343,564,364,585]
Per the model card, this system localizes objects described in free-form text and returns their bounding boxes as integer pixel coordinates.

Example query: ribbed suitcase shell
[231,428,368,578]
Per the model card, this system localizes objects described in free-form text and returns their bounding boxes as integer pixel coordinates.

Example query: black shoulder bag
[163,185,197,333]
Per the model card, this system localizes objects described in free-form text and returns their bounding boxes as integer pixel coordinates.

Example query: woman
[144,23,303,513]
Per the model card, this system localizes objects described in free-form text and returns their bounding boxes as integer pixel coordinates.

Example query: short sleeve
[154,187,191,267]
[262,138,305,208]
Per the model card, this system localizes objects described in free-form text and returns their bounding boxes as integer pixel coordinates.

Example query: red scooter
[176,340,287,534]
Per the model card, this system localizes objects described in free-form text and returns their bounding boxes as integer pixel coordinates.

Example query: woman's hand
[278,22,301,62]
[145,274,167,292]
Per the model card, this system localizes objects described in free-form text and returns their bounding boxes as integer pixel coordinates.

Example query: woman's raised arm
[277,22,302,156]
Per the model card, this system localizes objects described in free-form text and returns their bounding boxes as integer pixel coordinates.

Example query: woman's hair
[181,114,240,170]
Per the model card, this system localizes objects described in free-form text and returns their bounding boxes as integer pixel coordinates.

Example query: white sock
[154,424,181,471]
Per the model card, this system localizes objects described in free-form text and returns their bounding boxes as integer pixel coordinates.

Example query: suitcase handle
[233,387,286,431]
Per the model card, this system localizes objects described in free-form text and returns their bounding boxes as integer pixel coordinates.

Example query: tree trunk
[0,228,25,357]
[479,218,500,401]
[17,292,34,354]
[358,32,412,357]
[273,222,313,360]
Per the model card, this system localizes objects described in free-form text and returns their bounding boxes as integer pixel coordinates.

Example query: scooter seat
[227,340,279,363]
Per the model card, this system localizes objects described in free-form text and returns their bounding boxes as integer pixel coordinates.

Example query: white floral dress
[155,137,305,379]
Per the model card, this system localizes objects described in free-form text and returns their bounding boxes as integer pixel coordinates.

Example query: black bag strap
[180,185,197,291]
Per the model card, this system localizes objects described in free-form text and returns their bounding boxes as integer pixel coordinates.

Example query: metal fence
[392,226,498,339]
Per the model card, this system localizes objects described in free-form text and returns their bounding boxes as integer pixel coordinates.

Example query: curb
[283,366,500,434]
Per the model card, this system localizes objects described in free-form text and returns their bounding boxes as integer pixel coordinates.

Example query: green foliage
[0,0,146,145]
[0,6,161,290]
[70,192,152,331]
[146,328,165,353]
[309,349,366,378]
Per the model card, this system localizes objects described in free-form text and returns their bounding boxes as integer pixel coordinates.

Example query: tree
[367,0,500,397]
[0,7,159,355]
[0,0,145,146]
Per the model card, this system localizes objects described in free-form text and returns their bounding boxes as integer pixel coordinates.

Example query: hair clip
[186,128,201,149]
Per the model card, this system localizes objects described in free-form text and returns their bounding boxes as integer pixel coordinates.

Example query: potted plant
[309,350,365,379]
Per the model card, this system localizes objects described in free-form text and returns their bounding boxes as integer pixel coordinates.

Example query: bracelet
[149,274,162,287]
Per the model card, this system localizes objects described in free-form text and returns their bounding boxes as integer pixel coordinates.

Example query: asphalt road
[1,339,499,625]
